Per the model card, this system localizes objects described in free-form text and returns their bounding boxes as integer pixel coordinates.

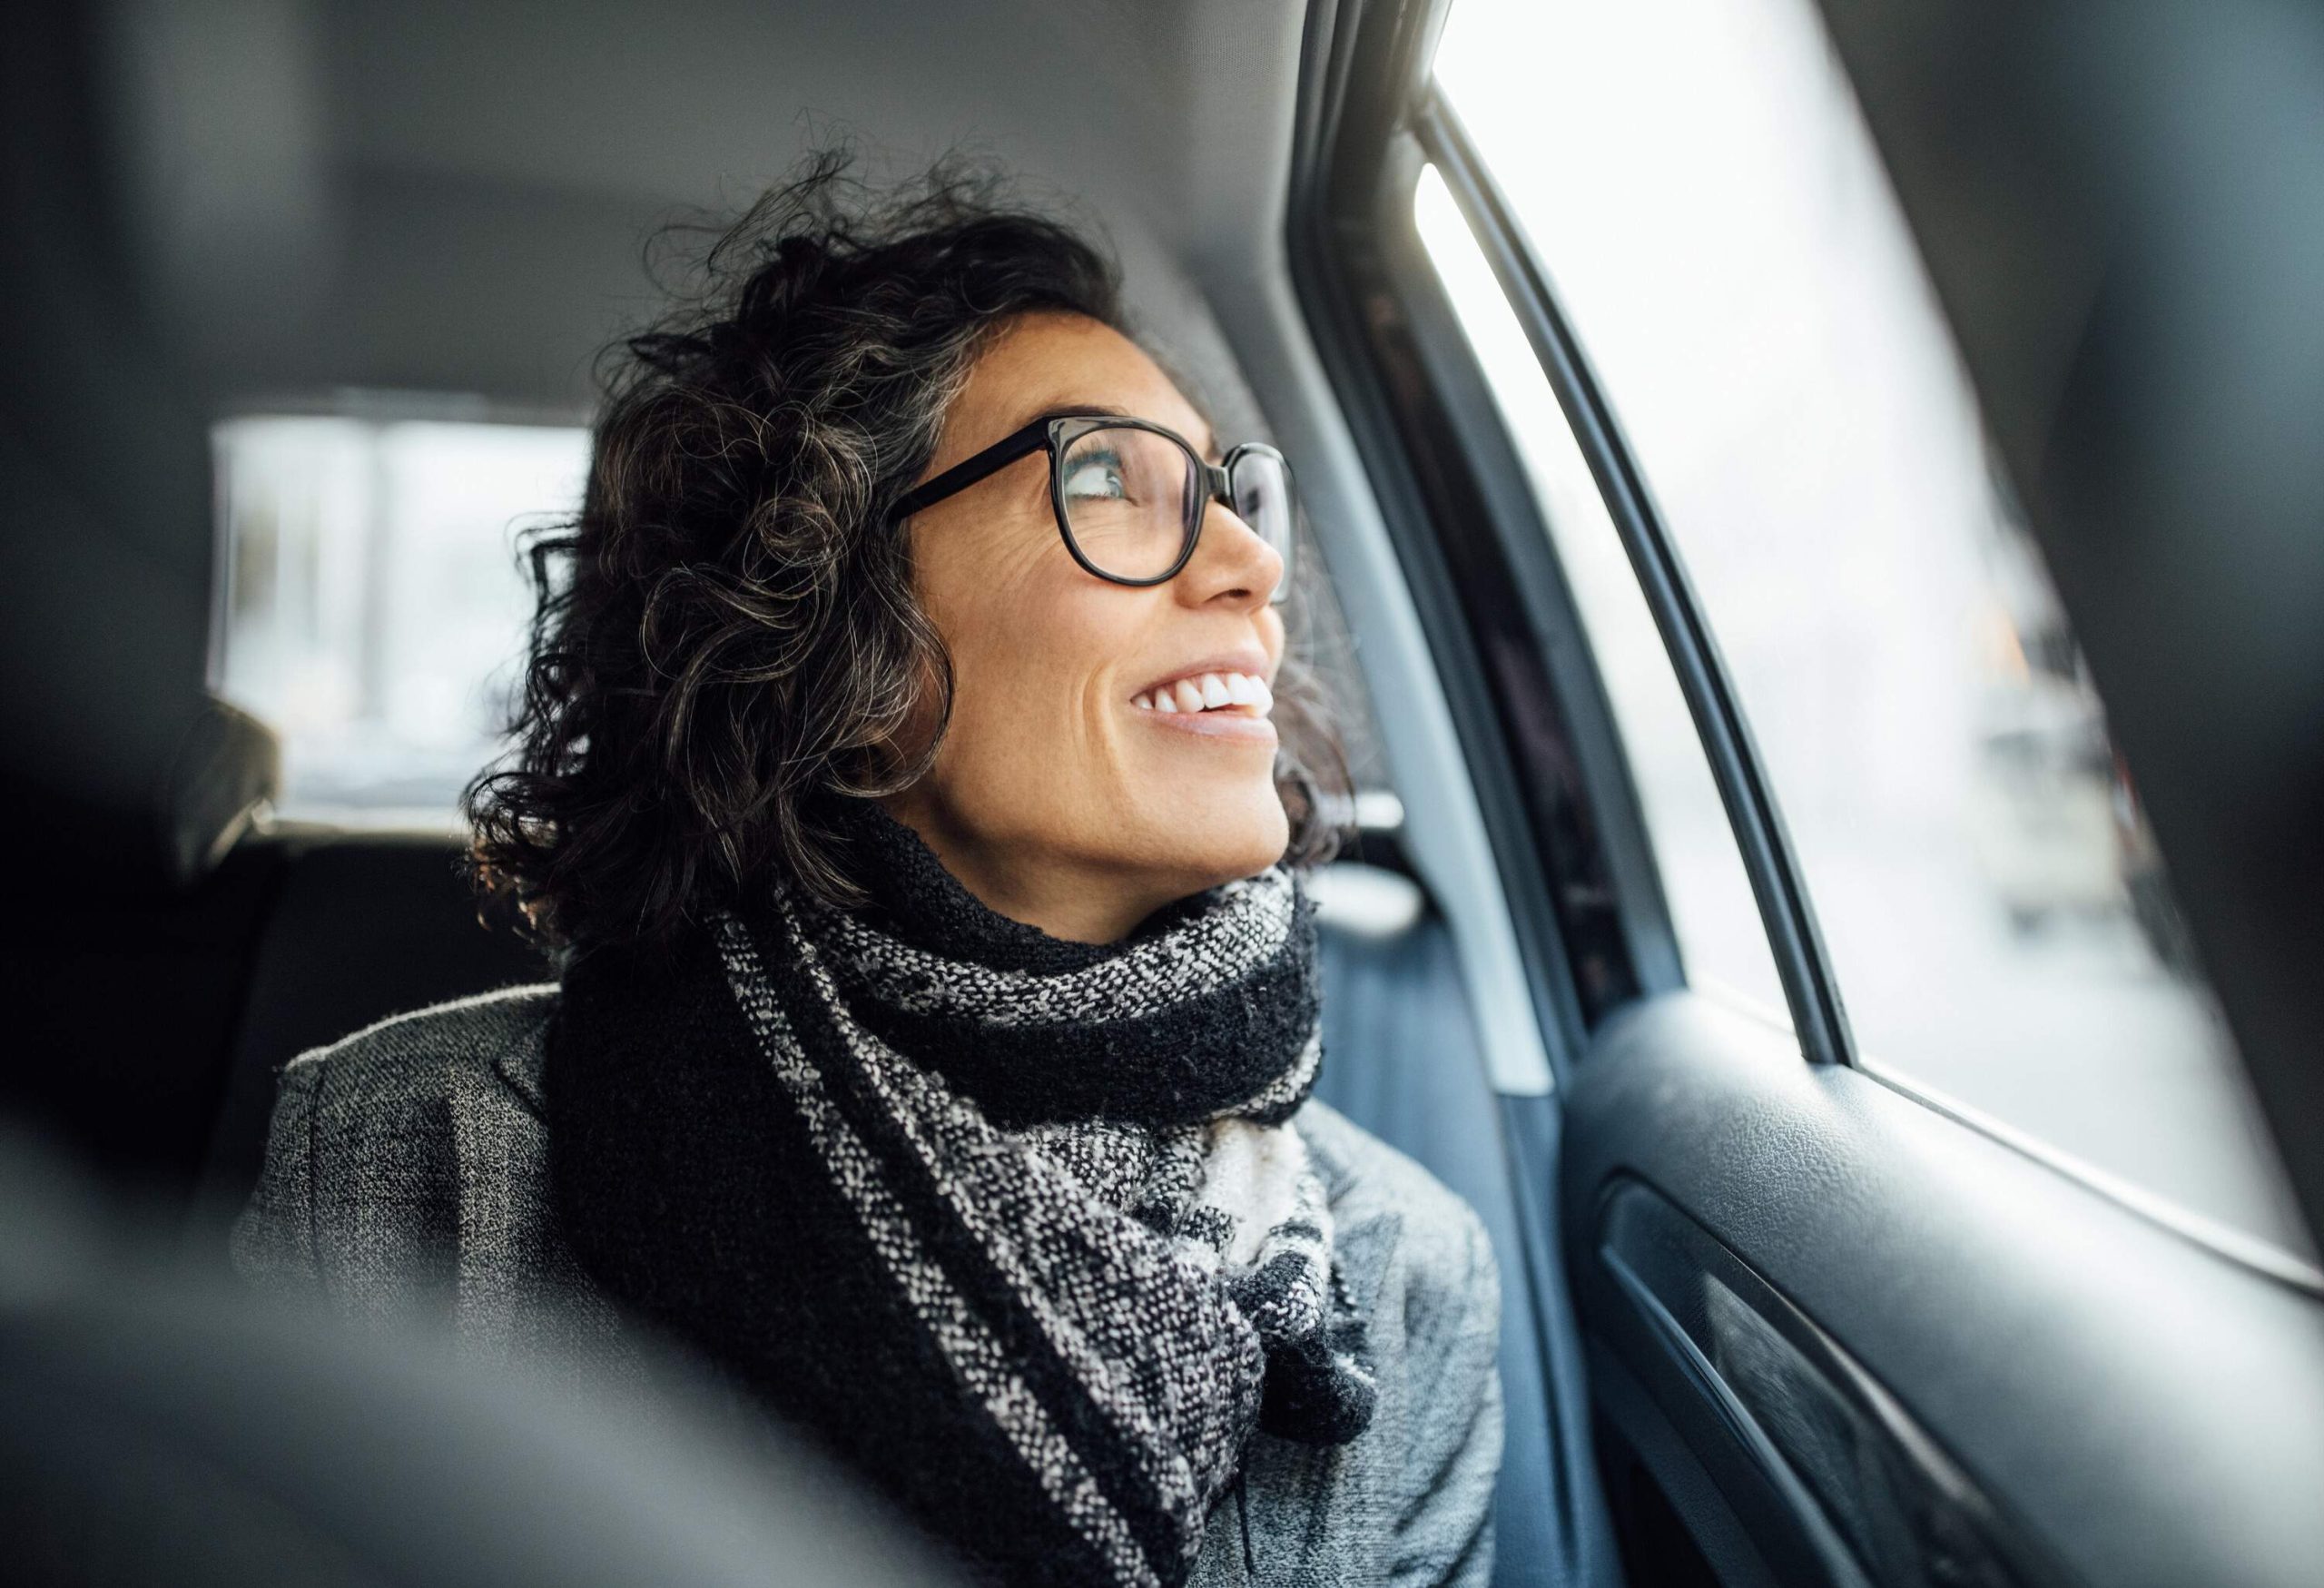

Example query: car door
[1287,2,2324,1585]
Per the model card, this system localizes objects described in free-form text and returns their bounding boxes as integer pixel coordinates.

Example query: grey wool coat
[231,984,1505,1587]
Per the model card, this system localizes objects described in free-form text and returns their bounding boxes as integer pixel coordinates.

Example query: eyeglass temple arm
[889,417,1055,520]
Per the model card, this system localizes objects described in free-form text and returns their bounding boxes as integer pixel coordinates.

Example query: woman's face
[885,311,1289,942]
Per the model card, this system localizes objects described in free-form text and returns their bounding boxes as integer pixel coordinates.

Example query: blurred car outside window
[1423,0,2311,1261]
[211,409,587,828]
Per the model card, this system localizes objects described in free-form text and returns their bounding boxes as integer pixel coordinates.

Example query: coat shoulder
[232,982,565,1308]
[283,981,559,1127]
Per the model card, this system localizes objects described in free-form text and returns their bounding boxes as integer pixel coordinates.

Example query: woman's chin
[1148,803,1291,891]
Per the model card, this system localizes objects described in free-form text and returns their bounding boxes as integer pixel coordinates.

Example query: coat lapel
[454,1001,627,1365]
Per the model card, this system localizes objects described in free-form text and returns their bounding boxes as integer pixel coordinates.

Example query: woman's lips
[1135,704,1278,744]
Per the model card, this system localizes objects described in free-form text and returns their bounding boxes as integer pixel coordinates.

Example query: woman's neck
[874,794,1190,945]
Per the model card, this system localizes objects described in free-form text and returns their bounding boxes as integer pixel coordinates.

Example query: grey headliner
[133,0,1302,419]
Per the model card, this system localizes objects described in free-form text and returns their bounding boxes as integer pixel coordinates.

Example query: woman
[232,157,1502,1588]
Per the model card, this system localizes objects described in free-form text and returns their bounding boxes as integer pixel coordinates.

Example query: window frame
[1290,0,1663,1074]
[1410,96,1855,1068]
[1287,0,1852,1069]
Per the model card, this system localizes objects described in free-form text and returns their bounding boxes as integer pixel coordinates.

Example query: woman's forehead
[951,312,1216,458]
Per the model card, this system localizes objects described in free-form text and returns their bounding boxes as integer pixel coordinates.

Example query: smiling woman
[229,152,1504,1588]
[459,163,1346,952]
[882,312,1305,942]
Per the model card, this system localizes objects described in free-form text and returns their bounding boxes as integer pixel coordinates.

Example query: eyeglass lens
[1058,427,1195,581]
[1057,426,1295,600]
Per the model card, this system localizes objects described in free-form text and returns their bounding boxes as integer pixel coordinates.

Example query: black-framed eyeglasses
[889,410,1295,605]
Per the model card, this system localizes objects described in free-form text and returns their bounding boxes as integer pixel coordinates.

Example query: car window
[212,412,589,825]
[1426,0,2310,1258]
[1413,169,1788,1033]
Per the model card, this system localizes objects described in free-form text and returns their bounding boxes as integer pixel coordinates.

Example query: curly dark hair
[464,153,1348,952]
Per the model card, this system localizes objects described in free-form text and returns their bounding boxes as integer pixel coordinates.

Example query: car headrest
[157,695,280,887]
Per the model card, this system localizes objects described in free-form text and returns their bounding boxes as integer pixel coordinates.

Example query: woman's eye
[1062,450,1129,501]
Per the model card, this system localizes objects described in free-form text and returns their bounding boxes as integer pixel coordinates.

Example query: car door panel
[1566,993,2324,1588]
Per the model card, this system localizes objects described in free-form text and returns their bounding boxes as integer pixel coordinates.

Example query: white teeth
[1134,670,1275,715]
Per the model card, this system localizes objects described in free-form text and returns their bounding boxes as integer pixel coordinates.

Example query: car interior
[4,2,2321,1586]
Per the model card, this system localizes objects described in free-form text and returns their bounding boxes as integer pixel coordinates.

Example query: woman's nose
[1177,500,1285,607]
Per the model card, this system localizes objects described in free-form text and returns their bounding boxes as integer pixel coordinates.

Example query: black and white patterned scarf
[548,802,1376,1587]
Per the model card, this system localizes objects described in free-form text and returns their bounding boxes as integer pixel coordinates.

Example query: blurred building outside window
[1426,0,2310,1262]
[211,410,587,829]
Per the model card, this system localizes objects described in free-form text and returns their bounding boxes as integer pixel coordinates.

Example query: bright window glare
[1413,166,1787,1032]
[1433,0,2309,1259]
[212,416,587,827]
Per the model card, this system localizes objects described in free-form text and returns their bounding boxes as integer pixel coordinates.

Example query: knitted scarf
[547,804,1376,1587]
